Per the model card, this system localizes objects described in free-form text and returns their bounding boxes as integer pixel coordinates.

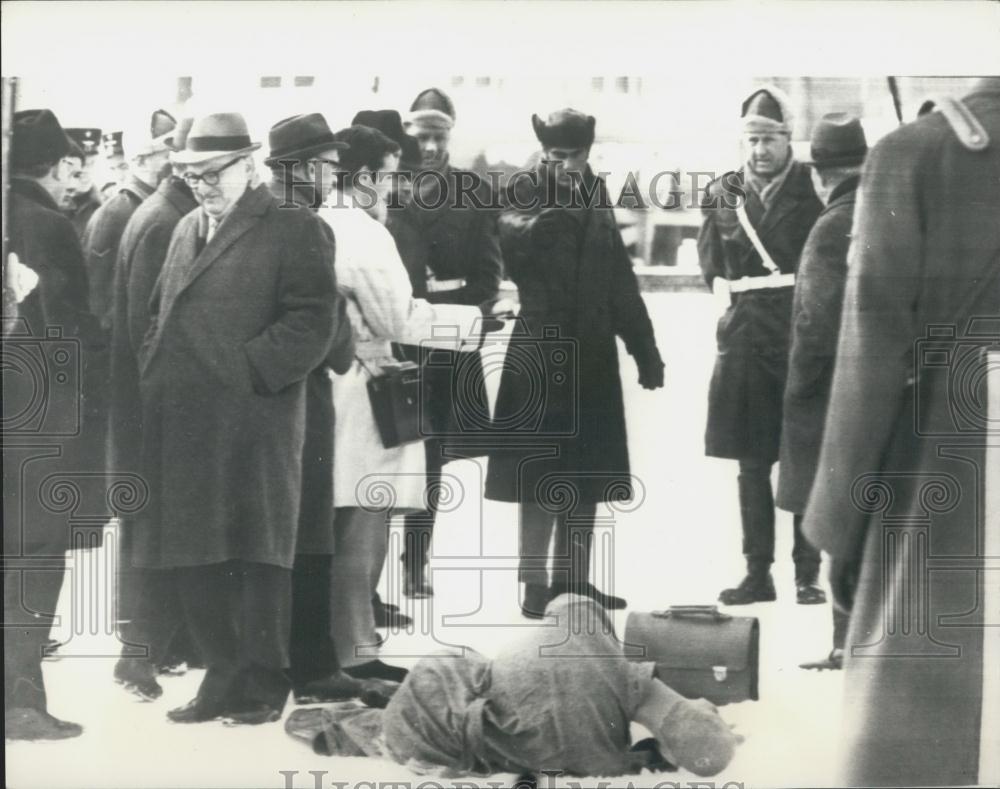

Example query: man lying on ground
[287,594,740,777]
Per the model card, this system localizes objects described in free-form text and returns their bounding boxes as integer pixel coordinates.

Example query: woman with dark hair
[318,126,485,683]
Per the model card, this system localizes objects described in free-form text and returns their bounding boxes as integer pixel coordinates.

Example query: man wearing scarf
[391,88,503,599]
[698,86,823,607]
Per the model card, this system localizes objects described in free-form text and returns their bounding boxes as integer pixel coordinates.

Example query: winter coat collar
[11,176,61,212]
[158,176,197,216]
[119,173,156,203]
[826,174,860,208]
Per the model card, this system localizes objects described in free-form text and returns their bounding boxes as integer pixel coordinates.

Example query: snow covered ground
[5,292,846,789]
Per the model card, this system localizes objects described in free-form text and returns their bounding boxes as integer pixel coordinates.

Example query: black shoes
[550,581,628,611]
[796,582,827,605]
[799,648,844,671]
[343,659,409,684]
[373,596,413,628]
[403,562,434,598]
[521,584,551,619]
[5,707,83,740]
[719,572,777,605]
[293,671,362,704]
[167,697,224,724]
[168,696,283,725]
[114,658,164,701]
[222,704,283,726]
[521,581,627,619]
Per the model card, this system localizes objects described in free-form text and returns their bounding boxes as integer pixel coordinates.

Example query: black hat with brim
[12,109,74,169]
[804,113,868,169]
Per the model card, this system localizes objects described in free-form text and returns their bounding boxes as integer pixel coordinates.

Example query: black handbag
[362,359,422,449]
[623,605,759,706]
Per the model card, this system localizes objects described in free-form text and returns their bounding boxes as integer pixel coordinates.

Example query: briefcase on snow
[624,605,759,705]
[364,360,422,449]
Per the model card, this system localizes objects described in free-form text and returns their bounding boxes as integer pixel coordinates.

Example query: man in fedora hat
[698,85,823,607]
[83,109,178,334]
[484,108,664,617]
[264,112,360,704]
[393,87,503,599]
[134,111,338,724]
[107,115,203,701]
[774,113,869,670]
[5,109,105,740]
[62,127,104,238]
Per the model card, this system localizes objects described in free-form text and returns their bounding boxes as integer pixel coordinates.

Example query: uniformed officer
[804,78,1000,787]
[63,127,104,239]
[697,85,824,606]
[389,88,503,599]
[101,129,129,191]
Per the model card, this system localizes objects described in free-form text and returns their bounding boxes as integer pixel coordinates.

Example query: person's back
[804,78,1000,787]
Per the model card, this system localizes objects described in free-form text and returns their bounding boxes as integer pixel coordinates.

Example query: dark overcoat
[267,178,354,555]
[803,82,1000,786]
[134,184,336,570]
[484,171,661,505]
[83,175,155,332]
[66,187,102,241]
[698,162,822,462]
[4,178,106,555]
[107,175,197,477]
[775,176,858,514]
[387,166,502,445]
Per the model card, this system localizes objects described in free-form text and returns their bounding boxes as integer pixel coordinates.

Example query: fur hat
[741,85,794,135]
[532,108,596,149]
[12,109,74,169]
[405,87,456,131]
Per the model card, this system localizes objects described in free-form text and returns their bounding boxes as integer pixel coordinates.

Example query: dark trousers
[738,458,820,581]
[518,502,596,589]
[176,560,292,713]
[832,607,849,651]
[119,567,183,667]
[4,555,66,711]
[289,553,337,687]
[401,437,443,572]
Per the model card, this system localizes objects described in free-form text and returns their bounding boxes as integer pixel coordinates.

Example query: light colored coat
[318,199,481,512]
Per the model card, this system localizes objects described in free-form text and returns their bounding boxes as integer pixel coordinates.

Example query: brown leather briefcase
[624,605,759,705]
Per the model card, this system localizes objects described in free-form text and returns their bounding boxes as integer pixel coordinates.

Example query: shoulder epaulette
[934,95,990,151]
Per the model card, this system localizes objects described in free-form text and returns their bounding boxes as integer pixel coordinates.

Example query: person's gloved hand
[6,253,40,304]
[636,344,665,390]
[829,556,860,615]
[530,207,567,248]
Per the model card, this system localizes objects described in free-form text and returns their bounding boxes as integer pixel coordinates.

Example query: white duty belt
[426,277,466,294]
[729,201,795,293]
[729,272,796,293]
